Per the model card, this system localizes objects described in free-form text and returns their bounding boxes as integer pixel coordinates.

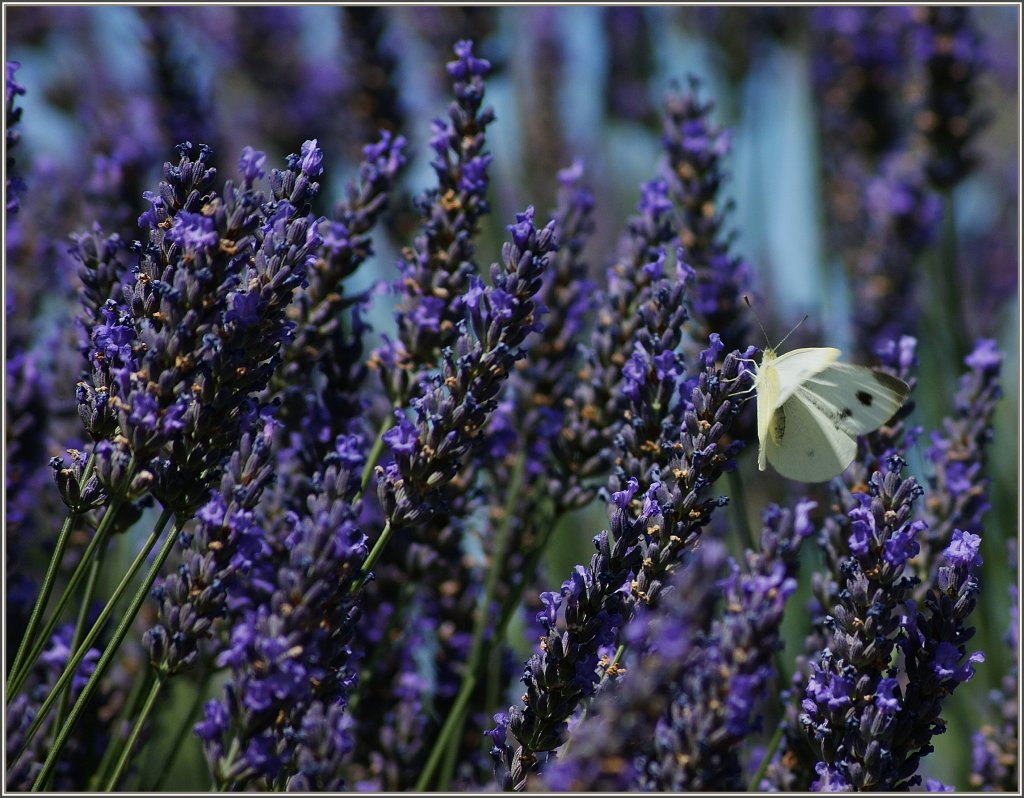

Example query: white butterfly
[751,346,911,482]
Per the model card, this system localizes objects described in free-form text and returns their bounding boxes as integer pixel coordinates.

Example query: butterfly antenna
[775,314,809,350]
[744,295,772,349]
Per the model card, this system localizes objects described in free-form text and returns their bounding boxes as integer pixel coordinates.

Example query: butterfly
[751,346,911,482]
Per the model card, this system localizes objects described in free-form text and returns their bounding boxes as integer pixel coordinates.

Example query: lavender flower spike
[377,207,556,529]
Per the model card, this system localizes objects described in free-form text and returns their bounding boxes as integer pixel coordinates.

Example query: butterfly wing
[755,347,840,472]
[770,347,841,406]
[765,387,858,482]
[798,363,911,435]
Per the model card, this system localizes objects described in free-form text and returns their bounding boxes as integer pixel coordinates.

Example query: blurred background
[5,5,1019,790]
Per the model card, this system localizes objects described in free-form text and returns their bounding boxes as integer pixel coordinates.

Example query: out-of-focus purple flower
[969,546,1018,791]
[5,60,27,214]
[660,77,751,351]
[237,146,266,185]
[298,138,324,178]
[636,501,812,790]
[5,626,108,791]
[910,6,989,189]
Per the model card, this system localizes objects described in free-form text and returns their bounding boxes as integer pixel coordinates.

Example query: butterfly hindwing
[765,389,858,482]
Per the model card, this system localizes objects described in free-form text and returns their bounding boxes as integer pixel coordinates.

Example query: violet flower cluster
[4,9,1017,794]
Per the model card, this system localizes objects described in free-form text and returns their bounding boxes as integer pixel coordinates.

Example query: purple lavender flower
[811,7,912,162]
[881,528,986,788]
[537,542,729,791]
[277,130,407,459]
[917,339,1002,579]
[107,142,320,514]
[493,346,751,789]
[969,549,1018,792]
[660,77,751,351]
[144,419,276,674]
[5,626,105,791]
[375,40,495,403]
[799,457,970,790]
[552,178,677,501]
[197,435,368,789]
[377,207,555,529]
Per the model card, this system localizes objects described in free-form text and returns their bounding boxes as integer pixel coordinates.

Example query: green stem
[749,720,785,790]
[8,515,76,686]
[727,470,756,554]
[32,513,183,790]
[45,536,111,790]
[433,449,529,791]
[8,492,127,699]
[104,671,166,790]
[214,737,241,791]
[17,507,171,763]
[88,665,155,790]
[940,189,965,365]
[352,521,393,594]
[8,453,96,687]
[358,413,395,498]
[413,671,477,792]
[150,670,211,790]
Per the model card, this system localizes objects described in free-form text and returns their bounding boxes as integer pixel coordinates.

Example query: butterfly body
[753,346,910,482]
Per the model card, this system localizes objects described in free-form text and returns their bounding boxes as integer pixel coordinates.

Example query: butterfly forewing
[799,363,910,436]
[766,347,841,407]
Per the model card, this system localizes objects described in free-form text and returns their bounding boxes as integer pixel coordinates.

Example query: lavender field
[4,5,1019,792]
